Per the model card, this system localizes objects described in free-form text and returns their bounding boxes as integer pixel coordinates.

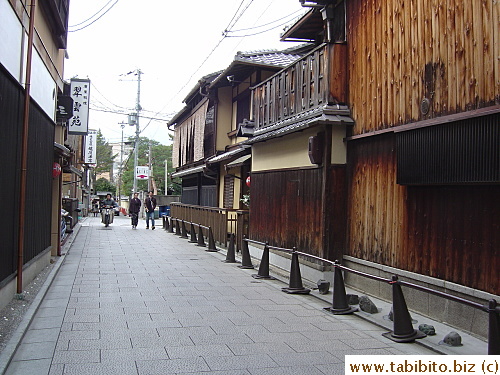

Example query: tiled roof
[206,146,250,164]
[244,105,354,144]
[234,50,303,68]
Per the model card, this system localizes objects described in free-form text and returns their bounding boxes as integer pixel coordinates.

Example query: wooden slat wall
[347,134,499,294]
[347,0,499,134]
[347,135,404,266]
[250,169,324,256]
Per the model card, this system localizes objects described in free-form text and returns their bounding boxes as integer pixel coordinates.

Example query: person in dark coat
[144,191,157,230]
[129,192,141,229]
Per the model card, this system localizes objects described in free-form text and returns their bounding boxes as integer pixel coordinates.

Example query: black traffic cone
[488,299,500,355]
[206,226,218,252]
[189,222,197,243]
[162,216,167,230]
[167,217,174,233]
[238,236,254,269]
[382,276,426,342]
[180,220,188,239]
[196,224,206,247]
[282,249,310,294]
[324,263,357,314]
[252,244,276,279]
[224,233,238,263]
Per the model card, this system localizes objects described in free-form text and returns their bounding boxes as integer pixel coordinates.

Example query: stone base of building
[0,248,52,311]
[247,243,497,339]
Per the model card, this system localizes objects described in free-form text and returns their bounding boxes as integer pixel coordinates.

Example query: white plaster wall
[0,0,23,81]
[1,0,57,121]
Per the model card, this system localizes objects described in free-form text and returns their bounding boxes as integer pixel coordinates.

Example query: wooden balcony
[170,203,249,251]
[252,43,348,130]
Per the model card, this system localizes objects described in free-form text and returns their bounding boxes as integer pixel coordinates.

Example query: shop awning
[226,154,251,169]
[171,165,205,178]
[206,146,250,164]
[54,142,70,157]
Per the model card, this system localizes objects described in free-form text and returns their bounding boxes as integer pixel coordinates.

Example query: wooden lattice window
[223,175,235,209]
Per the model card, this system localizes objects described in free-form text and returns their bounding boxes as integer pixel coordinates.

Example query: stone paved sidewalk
[4,215,435,375]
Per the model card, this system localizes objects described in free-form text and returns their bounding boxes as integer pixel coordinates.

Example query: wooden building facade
[344,0,499,295]
[169,49,308,246]
[0,0,73,309]
[248,0,499,296]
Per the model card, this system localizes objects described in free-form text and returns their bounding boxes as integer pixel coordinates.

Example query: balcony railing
[170,203,249,251]
[252,43,347,130]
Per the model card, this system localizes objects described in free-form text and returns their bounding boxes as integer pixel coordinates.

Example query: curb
[212,246,488,356]
[0,220,83,375]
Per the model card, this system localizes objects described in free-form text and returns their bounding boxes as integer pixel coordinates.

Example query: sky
[64,0,307,145]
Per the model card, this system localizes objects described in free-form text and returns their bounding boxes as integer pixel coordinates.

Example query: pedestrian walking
[144,190,157,230]
[129,192,141,229]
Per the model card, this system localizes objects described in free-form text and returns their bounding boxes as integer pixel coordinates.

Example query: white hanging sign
[68,78,90,134]
[84,129,97,165]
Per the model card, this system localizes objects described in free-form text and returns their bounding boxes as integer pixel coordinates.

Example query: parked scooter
[101,205,115,227]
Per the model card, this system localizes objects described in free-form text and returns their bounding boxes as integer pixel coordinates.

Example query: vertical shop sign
[85,129,97,166]
[68,78,90,134]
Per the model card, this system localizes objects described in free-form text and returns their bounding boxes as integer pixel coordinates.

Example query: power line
[225,9,303,33]
[169,1,255,104]
[90,107,173,122]
[69,0,120,32]
[225,0,255,34]
[224,0,246,32]
[225,17,299,38]
[91,82,130,111]
[69,0,115,27]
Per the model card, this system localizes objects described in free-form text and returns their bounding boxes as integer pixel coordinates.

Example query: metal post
[17,0,37,297]
[488,299,500,355]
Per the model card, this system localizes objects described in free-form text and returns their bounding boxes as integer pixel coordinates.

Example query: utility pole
[118,122,126,206]
[165,159,168,195]
[148,141,152,193]
[132,69,142,194]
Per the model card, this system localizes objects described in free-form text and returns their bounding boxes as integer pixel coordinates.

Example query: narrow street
[5,215,435,375]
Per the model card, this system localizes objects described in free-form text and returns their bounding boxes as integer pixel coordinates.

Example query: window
[397,113,500,185]
[223,175,235,209]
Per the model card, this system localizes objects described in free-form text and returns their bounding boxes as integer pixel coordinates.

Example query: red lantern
[52,162,62,178]
[246,176,251,187]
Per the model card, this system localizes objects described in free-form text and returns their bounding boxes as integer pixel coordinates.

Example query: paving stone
[244,332,307,343]
[4,358,52,375]
[4,216,436,375]
[165,344,233,359]
[11,341,56,361]
[101,347,169,362]
[136,357,210,374]
[131,335,194,348]
[189,333,254,345]
[68,338,132,350]
[209,324,270,335]
[248,365,326,375]
[227,342,296,356]
[205,354,278,371]
[61,362,139,375]
[52,349,100,364]
[268,351,343,366]
[339,337,393,350]
[22,328,61,343]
